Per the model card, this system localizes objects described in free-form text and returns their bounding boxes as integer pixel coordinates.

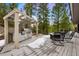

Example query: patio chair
[64,31,75,40]
[50,32,64,46]
[64,31,75,43]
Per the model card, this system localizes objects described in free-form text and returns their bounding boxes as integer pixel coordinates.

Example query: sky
[18,3,25,11]
[18,3,55,11]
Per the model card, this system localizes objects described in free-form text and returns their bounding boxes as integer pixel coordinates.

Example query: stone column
[14,12,19,48]
[4,19,8,44]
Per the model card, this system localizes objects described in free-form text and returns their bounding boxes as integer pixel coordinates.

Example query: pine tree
[6,3,18,13]
[60,10,70,31]
[0,3,8,26]
[24,3,33,28]
[7,3,18,27]
[59,3,72,31]
[24,3,32,17]
[38,3,49,34]
[51,3,64,32]
[32,3,39,16]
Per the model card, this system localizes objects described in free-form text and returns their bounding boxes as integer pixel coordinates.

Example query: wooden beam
[36,22,38,36]
[13,12,19,48]
[4,19,8,44]
[22,10,33,21]
[3,8,20,20]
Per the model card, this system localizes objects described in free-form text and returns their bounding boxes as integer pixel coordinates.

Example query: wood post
[4,19,8,44]
[36,22,38,36]
[13,12,19,48]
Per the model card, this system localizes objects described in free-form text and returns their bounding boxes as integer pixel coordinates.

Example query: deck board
[71,37,77,56]
[52,46,62,56]
[1,33,79,56]
[62,43,69,56]
[66,43,72,56]
[75,37,79,56]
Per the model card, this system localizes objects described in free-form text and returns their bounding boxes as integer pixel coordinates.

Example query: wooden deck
[0,33,79,56]
[27,35,79,56]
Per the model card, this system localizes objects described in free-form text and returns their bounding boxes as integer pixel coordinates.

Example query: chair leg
[52,41,64,46]
[0,47,3,52]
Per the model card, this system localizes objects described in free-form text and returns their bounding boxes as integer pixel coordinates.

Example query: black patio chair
[50,32,64,46]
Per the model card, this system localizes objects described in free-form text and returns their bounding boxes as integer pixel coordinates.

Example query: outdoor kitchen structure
[3,8,38,48]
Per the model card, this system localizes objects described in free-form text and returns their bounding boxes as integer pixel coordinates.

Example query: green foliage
[8,3,18,11]
[32,3,39,16]
[0,3,74,35]
[7,3,18,27]
[38,3,49,34]
[24,3,33,29]
[69,22,75,31]
[0,3,7,26]
[51,3,64,32]
[24,3,32,17]
[51,3,73,32]
[0,3,18,27]
[60,10,70,31]
[32,26,36,33]
[48,25,55,33]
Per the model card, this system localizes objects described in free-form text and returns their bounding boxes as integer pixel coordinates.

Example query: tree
[8,3,18,10]
[32,3,39,16]
[24,3,33,28]
[5,3,18,14]
[60,10,71,31]
[38,3,49,34]
[0,3,18,27]
[24,3,32,17]
[0,3,8,26]
[51,3,64,32]
[59,3,73,31]
[6,3,18,27]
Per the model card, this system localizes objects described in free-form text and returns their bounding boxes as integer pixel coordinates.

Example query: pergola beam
[3,8,20,48]
[36,22,38,36]
[3,8,20,20]
[4,19,8,44]
[3,8,38,49]
[13,12,19,48]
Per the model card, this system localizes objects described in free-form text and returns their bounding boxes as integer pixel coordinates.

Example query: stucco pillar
[4,19,8,44]
[14,12,19,48]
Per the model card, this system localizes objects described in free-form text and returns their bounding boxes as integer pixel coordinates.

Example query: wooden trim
[13,12,19,48]
[4,19,8,44]
[3,8,20,20]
